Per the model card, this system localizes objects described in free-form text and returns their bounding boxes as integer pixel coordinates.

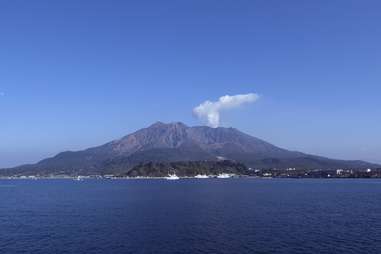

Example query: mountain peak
[149,121,188,128]
[149,121,165,127]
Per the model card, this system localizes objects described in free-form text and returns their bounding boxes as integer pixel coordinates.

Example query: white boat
[75,176,85,181]
[217,173,231,179]
[194,174,209,179]
[166,174,180,180]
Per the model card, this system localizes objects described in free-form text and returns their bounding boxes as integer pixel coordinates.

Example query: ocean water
[1,178,381,254]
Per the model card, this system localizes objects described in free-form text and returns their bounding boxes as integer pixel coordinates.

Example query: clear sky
[1,0,380,167]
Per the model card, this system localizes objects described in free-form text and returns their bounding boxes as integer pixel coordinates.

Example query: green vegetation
[121,160,249,177]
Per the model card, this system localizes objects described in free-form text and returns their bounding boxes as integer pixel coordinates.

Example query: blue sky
[1,0,380,167]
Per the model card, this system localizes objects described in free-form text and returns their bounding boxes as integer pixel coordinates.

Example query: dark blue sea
[1,178,381,254]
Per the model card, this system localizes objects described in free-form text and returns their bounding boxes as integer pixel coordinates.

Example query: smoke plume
[193,93,259,127]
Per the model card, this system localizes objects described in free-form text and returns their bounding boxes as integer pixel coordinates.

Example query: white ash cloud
[193,93,260,128]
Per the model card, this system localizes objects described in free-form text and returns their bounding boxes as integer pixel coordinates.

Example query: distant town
[249,167,381,178]
[2,167,381,180]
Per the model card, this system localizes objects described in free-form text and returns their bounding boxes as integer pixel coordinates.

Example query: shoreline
[1,176,381,180]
